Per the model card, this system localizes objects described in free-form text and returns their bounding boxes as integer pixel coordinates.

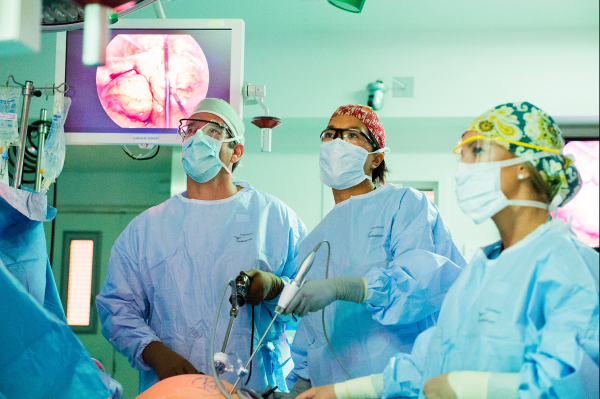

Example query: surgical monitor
[556,138,599,249]
[55,19,245,145]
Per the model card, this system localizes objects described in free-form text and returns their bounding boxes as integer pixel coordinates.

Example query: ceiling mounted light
[41,0,158,32]
[327,0,365,13]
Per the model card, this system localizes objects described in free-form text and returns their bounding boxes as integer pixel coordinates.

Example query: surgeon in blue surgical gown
[0,183,121,398]
[274,105,465,397]
[297,102,599,399]
[96,98,307,394]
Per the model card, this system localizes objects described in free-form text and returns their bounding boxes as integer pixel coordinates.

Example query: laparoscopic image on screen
[63,28,232,136]
[96,34,209,129]
[556,140,599,248]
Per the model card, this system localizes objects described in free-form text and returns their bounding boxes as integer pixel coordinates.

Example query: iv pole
[34,109,50,192]
[5,76,68,190]
[13,81,34,189]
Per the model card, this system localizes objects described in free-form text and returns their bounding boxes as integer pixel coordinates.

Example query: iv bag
[0,86,21,144]
[40,96,71,194]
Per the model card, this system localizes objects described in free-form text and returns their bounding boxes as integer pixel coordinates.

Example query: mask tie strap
[496,151,557,168]
[370,147,390,155]
[500,153,555,212]
[223,135,244,143]
[505,200,549,210]
[219,136,243,176]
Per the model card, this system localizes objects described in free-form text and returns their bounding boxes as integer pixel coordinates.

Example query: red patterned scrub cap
[330,105,386,149]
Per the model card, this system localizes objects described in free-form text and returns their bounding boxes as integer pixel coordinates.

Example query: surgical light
[40,0,159,31]
[50,0,162,65]
[327,0,365,13]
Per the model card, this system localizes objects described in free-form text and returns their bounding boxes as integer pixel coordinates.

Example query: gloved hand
[262,378,313,399]
[242,269,285,306]
[142,341,202,380]
[283,277,367,317]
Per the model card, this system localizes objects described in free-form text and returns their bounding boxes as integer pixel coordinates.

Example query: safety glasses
[454,135,560,155]
[320,128,377,149]
[178,119,235,142]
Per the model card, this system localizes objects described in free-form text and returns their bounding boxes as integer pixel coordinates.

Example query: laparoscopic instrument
[210,276,250,399]
[229,240,328,394]
[210,240,341,399]
[214,274,251,375]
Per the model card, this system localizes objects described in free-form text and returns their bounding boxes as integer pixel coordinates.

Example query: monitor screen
[55,19,244,145]
[555,139,599,248]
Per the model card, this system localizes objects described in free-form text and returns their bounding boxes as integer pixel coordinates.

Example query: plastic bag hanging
[0,86,21,143]
[40,96,71,194]
[0,87,22,185]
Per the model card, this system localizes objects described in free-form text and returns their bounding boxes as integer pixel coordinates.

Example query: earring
[518,174,525,180]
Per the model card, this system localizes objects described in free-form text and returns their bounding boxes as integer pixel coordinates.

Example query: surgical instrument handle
[294,241,325,284]
[230,241,328,393]
[231,274,251,308]
[274,240,326,314]
[293,252,315,285]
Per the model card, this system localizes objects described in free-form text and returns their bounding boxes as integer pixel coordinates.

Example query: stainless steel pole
[35,109,49,192]
[230,314,279,393]
[14,81,34,188]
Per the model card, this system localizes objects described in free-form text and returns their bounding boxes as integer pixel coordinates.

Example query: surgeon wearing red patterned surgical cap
[278,104,466,397]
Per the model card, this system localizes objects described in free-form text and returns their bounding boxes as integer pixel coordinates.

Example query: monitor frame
[565,137,599,143]
[55,19,245,146]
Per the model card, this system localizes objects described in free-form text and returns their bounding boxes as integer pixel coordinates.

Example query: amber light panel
[422,191,435,204]
[66,240,94,326]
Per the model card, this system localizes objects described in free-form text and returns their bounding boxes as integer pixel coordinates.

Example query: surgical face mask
[319,139,388,190]
[182,133,237,183]
[455,152,553,224]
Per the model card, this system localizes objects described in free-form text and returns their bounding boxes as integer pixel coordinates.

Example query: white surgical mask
[182,133,238,183]
[455,152,554,224]
[319,139,388,190]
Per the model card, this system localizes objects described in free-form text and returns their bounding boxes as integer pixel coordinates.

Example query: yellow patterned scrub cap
[464,102,582,209]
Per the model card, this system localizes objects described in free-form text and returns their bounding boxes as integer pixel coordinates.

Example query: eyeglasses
[320,128,376,148]
[453,135,561,155]
[178,119,234,141]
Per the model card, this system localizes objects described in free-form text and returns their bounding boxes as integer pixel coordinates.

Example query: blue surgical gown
[383,219,600,399]
[96,181,307,393]
[0,182,62,319]
[289,184,465,387]
[0,183,118,398]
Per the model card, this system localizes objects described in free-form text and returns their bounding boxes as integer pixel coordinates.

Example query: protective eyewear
[454,135,560,155]
[320,128,377,148]
[178,119,235,141]
[454,135,560,163]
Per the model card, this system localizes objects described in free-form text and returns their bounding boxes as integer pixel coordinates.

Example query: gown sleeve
[518,244,599,398]
[382,326,436,398]
[287,318,311,385]
[0,258,112,398]
[365,189,465,326]
[95,223,160,371]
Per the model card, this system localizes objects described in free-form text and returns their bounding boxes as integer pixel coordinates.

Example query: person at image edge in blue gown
[96,98,308,394]
[297,102,599,399]
[265,104,466,398]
